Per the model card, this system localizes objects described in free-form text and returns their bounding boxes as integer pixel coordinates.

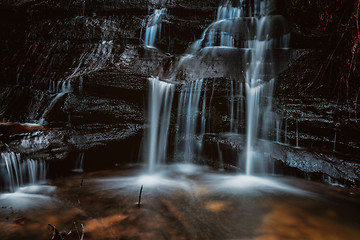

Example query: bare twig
[137,185,144,207]
[80,172,87,187]
[80,224,85,240]
[48,224,61,240]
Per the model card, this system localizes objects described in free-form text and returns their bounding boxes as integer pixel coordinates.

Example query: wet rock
[203,133,360,187]
[0,122,43,135]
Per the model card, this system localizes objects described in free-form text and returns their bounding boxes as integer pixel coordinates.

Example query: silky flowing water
[1,1,359,240]
[0,166,359,240]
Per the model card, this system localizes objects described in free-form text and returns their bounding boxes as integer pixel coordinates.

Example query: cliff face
[0,0,220,177]
[0,0,359,185]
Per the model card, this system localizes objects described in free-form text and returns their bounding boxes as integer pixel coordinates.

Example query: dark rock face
[0,0,359,185]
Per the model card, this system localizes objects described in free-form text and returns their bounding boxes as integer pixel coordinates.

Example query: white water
[144,77,175,172]
[144,8,167,48]
[176,79,203,162]
[242,0,289,175]
[144,0,289,174]
[184,0,289,174]
[73,152,85,173]
[0,152,47,192]
[38,91,68,125]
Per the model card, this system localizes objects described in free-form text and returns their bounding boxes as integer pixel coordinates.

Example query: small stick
[80,224,85,240]
[137,185,144,207]
[80,173,87,187]
[48,224,60,240]
[74,222,85,240]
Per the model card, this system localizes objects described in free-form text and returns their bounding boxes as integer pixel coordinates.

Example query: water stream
[143,77,175,172]
[143,0,289,174]
[1,2,359,239]
[144,8,167,48]
[0,152,47,192]
[176,79,203,162]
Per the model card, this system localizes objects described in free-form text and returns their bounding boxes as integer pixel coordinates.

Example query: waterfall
[0,152,47,192]
[243,1,289,174]
[178,0,289,174]
[275,118,281,142]
[217,1,244,20]
[142,0,289,173]
[144,77,175,172]
[144,8,167,48]
[229,79,235,132]
[176,79,203,162]
[73,152,85,173]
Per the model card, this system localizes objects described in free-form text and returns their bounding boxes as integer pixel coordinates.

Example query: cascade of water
[38,91,68,125]
[217,1,244,20]
[208,79,216,132]
[39,19,115,124]
[144,77,175,172]
[73,152,85,173]
[245,83,263,175]
[0,152,47,192]
[170,0,289,174]
[232,0,288,174]
[275,118,282,142]
[200,82,207,136]
[48,79,72,93]
[144,8,167,48]
[229,79,235,132]
[176,79,203,162]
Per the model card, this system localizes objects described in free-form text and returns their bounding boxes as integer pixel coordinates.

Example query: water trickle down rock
[143,8,167,48]
[38,18,116,125]
[0,152,47,192]
[173,0,290,173]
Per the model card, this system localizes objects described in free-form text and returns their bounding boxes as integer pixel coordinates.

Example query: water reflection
[0,167,359,240]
